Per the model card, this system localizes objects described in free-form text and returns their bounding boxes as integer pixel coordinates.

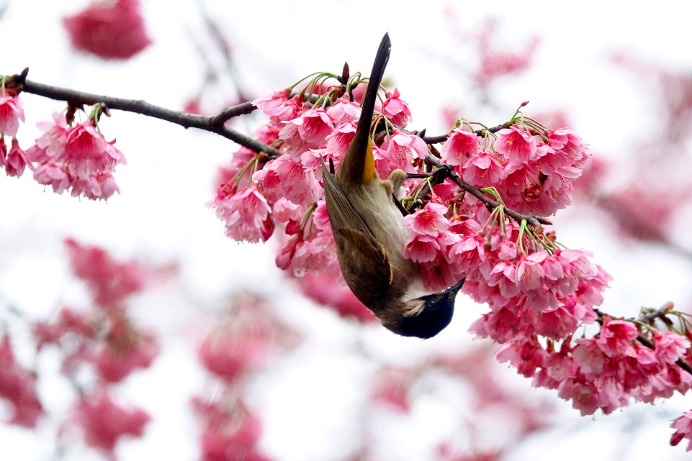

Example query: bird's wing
[333,227,393,309]
[321,162,376,239]
[321,162,394,309]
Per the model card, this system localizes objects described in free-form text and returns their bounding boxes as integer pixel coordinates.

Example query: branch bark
[11,69,280,158]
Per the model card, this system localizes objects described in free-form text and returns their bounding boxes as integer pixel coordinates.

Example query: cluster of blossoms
[26,109,126,200]
[33,239,158,381]
[0,81,127,200]
[210,72,590,305]
[211,65,692,449]
[63,0,151,60]
[0,336,43,427]
[28,238,158,457]
[194,294,300,461]
[0,86,29,177]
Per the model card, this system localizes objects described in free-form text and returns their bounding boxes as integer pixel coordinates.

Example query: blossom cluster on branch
[209,65,692,448]
[0,83,127,200]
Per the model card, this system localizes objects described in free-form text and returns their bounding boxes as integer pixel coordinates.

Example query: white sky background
[1,0,692,460]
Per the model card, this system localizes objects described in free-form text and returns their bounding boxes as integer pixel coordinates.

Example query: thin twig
[638,302,675,325]
[424,154,551,227]
[422,120,515,144]
[194,0,250,103]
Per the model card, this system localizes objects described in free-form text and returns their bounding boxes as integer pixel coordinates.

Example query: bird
[321,33,464,339]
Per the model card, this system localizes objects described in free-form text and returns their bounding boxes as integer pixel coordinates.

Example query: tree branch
[9,69,279,157]
[422,120,516,144]
[9,70,551,229]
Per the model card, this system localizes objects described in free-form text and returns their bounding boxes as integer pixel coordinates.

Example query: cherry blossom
[74,391,150,454]
[671,411,692,451]
[63,0,151,59]
[65,238,146,309]
[26,112,126,200]
[441,128,481,166]
[0,336,44,427]
[211,186,274,243]
[0,90,24,137]
[382,88,412,127]
[5,138,29,177]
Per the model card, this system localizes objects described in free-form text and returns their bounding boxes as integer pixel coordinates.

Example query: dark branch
[11,70,279,158]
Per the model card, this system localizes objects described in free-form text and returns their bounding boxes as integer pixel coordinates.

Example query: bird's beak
[447,278,465,297]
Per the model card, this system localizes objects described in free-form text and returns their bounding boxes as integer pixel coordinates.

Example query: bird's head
[387,278,465,339]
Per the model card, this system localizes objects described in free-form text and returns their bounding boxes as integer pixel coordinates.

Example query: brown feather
[322,33,421,328]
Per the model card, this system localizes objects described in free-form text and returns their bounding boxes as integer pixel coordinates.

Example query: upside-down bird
[321,33,464,339]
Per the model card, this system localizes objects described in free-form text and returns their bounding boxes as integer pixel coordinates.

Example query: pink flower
[74,391,150,453]
[94,314,159,382]
[5,138,29,177]
[403,202,450,236]
[33,306,96,349]
[65,238,147,308]
[515,252,546,291]
[382,88,411,127]
[496,338,546,378]
[572,338,606,374]
[547,128,589,166]
[254,89,303,122]
[653,331,691,364]
[311,200,332,231]
[289,232,338,277]
[31,162,70,194]
[597,319,638,358]
[64,122,126,170]
[557,378,600,416]
[294,108,335,145]
[671,411,692,451]
[275,236,299,270]
[404,234,442,263]
[494,125,536,173]
[441,129,481,166]
[29,114,125,200]
[473,20,539,85]
[377,132,426,177]
[326,96,361,126]
[461,151,504,186]
[489,129,589,216]
[198,333,268,382]
[0,336,44,427]
[212,187,274,243]
[272,198,303,234]
[0,93,24,136]
[371,367,411,412]
[63,0,152,59]
[28,115,67,162]
[322,122,356,164]
[448,233,486,275]
[253,155,321,206]
[417,248,462,292]
[199,413,270,461]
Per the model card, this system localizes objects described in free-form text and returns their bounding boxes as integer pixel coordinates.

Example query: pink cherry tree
[2,1,692,460]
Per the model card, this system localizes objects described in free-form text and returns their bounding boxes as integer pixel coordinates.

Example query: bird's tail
[337,33,391,186]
